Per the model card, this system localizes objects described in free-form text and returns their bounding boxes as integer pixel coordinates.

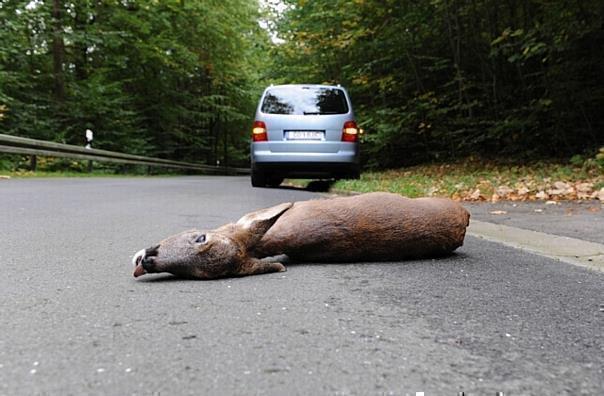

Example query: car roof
[266,84,345,90]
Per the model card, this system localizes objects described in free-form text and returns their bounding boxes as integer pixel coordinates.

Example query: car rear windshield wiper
[303,111,340,115]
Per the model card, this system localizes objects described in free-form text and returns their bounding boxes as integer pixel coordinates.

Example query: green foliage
[2,0,603,170]
[0,154,15,171]
[569,154,585,167]
[269,0,604,167]
[0,0,268,166]
[597,148,604,166]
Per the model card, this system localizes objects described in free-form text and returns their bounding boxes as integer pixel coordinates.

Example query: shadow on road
[284,251,465,267]
[131,252,467,283]
[278,179,337,193]
[134,274,186,283]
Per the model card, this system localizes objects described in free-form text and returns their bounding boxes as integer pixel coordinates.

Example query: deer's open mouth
[132,245,160,277]
[133,263,146,277]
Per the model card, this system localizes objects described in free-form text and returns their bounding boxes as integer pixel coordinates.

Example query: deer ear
[236,202,293,249]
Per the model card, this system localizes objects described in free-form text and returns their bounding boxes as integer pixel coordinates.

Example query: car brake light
[252,121,268,142]
[341,121,358,142]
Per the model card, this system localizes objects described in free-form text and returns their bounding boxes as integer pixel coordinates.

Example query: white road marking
[468,220,604,272]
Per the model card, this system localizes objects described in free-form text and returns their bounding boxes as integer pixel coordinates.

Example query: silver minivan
[250,84,360,187]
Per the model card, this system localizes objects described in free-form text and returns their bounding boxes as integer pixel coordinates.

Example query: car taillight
[252,120,268,142]
[341,120,358,142]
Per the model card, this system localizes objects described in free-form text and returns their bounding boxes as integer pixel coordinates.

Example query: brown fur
[132,193,469,279]
[256,193,470,262]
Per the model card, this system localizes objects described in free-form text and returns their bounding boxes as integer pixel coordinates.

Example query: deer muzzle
[132,245,160,277]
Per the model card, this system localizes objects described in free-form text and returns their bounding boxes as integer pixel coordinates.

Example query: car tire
[251,170,267,187]
[266,176,284,188]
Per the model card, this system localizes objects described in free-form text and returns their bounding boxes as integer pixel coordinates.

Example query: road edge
[468,220,604,272]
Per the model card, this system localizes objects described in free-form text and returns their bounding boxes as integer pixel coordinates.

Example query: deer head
[131,202,292,279]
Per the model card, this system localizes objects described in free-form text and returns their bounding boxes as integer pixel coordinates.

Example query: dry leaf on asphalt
[490,210,507,215]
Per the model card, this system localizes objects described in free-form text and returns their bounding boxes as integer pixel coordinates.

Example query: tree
[0,0,268,166]
[268,0,604,167]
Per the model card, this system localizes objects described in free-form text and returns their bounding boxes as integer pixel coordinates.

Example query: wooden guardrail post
[30,155,37,171]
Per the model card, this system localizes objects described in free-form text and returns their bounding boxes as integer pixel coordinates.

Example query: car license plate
[285,131,324,140]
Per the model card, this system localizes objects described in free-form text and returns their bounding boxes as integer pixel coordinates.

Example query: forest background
[1,0,602,170]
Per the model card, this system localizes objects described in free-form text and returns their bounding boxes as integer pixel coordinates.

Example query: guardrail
[0,133,250,175]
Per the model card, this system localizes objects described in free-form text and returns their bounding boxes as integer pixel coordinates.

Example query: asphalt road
[1,177,602,395]
[465,200,604,244]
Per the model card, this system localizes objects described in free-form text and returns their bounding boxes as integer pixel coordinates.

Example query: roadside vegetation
[0,154,181,177]
[0,171,147,178]
[288,150,604,202]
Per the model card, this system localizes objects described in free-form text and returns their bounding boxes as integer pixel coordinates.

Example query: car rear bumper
[251,141,359,178]
[251,142,358,163]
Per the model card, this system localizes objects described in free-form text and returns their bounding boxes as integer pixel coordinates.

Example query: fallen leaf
[535,191,548,200]
[469,189,481,201]
[490,210,507,215]
[575,182,593,193]
[534,209,543,213]
[548,181,574,196]
[545,200,558,205]
[548,188,565,196]
[425,186,439,196]
[496,185,514,196]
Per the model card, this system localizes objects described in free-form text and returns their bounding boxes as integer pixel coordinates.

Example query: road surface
[1,177,602,395]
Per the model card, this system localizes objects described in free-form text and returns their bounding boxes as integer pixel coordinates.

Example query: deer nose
[141,256,155,271]
[142,244,160,270]
[131,244,159,267]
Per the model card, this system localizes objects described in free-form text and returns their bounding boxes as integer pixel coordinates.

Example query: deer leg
[261,254,290,264]
[237,258,286,276]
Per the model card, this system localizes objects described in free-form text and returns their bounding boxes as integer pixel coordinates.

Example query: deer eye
[194,234,207,244]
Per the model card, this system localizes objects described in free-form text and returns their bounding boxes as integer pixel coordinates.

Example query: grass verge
[0,170,147,178]
[287,160,604,202]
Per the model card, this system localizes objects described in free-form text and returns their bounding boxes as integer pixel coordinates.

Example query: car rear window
[261,86,349,115]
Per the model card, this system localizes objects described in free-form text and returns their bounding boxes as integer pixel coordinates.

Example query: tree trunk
[52,0,65,102]
[444,0,466,114]
[74,2,89,81]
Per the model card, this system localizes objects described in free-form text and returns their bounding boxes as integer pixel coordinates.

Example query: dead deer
[131,192,470,279]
